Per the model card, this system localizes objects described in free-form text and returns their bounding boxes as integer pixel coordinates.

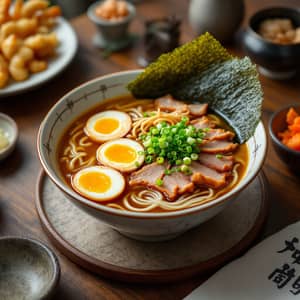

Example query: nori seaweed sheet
[174,57,263,143]
[128,32,231,98]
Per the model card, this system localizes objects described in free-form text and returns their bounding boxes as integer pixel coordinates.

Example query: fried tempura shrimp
[9,46,34,81]
[21,0,48,18]
[0,0,61,87]
[0,54,9,87]
[12,0,23,20]
[28,59,47,73]
[0,0,11,25]
[0,18,38,40]
[1,34,22,59]
[24,32,58,57]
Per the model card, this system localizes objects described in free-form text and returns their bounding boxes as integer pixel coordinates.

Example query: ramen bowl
[37,70,267,242]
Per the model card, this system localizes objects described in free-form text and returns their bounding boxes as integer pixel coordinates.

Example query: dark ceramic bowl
[269,104,300,174]
[243,7,300,79]
[0,237,60,300]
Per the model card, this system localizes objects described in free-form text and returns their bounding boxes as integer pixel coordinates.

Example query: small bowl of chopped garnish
[269,104,300,174]
[243,7,300,80]
[87,0,136,51]
[0,113,18,161]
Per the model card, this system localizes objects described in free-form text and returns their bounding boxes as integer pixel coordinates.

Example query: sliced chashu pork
[190,162,228,188]
[204,128,235,141]
[155,171,195,201]
[191,116,216,130]
[155,94,208,116]
[201,140,238,154]
[129,162,166,187]
[188,103,208,117]
[129,163,195,201]
[198,153,234,172]
[154,95,188,112]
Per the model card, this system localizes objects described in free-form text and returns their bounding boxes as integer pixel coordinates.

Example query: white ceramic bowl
[37,70,267,242]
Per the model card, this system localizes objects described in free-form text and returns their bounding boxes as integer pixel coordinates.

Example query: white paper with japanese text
[185,221,300,300]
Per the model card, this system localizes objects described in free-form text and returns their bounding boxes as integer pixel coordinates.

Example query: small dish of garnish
[95,0,129,20]
[258,18,300,45]
[87,0,136,51]
[0,112,18,161]
[269,104,300,174]
[243,7,300,80]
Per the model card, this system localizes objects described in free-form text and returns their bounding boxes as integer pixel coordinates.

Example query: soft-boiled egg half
[72,166,125,202]
[84,110,132,142]
[97,138,145,172]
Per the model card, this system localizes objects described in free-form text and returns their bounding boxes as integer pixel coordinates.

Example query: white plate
[0,17,78,98]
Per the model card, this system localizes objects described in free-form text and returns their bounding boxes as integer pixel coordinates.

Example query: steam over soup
[58,95,248,213]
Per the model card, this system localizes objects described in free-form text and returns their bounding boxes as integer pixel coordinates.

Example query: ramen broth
[58,95,249,213]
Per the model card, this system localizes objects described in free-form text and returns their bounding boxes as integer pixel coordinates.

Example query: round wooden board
[35,171,269,284]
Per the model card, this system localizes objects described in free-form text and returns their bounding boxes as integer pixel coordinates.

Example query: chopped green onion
[145,156,153,164]
[160,150,166,156]
[191,153,198,160]
[143,139,152,147]
[156,178,163,186]
[175,159,182,165]
[164,169,171,175]
[156,123,162,130]
[187,137,195,145]
[139,116,207,167]
[198,132,205,138]
[186,146,193,153]
[159,140,168,148]
[156,157,164,164]
[135,162,141,167]
[180,165,190,173]
[182,116,189,124]
[151,128,159,135]
[138,151,145,155]
[216,154,223,159]
[183,157,192,165]
[171,128,177,134]
[147,147,155,154]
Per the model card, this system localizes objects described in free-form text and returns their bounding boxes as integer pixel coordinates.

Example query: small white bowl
[0,113,18,161]
[37,70,267,242]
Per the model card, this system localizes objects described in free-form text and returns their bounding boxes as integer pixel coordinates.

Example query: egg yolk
[94,118,119,134]
[104,144,137,163]
[78,172,111,193]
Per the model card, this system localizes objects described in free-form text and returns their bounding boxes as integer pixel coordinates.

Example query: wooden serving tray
[35,171,269,283]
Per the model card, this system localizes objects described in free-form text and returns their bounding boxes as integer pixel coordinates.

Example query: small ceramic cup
[0,236,60,300]
[87,0,136,50]
[269,104,300,174]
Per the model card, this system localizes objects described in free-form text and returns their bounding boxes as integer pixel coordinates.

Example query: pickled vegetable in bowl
[278,107,300,151]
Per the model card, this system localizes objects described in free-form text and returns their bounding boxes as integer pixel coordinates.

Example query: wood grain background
[0,0,300,299]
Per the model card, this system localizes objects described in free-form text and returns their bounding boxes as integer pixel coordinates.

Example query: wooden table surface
[1,0,300,299]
